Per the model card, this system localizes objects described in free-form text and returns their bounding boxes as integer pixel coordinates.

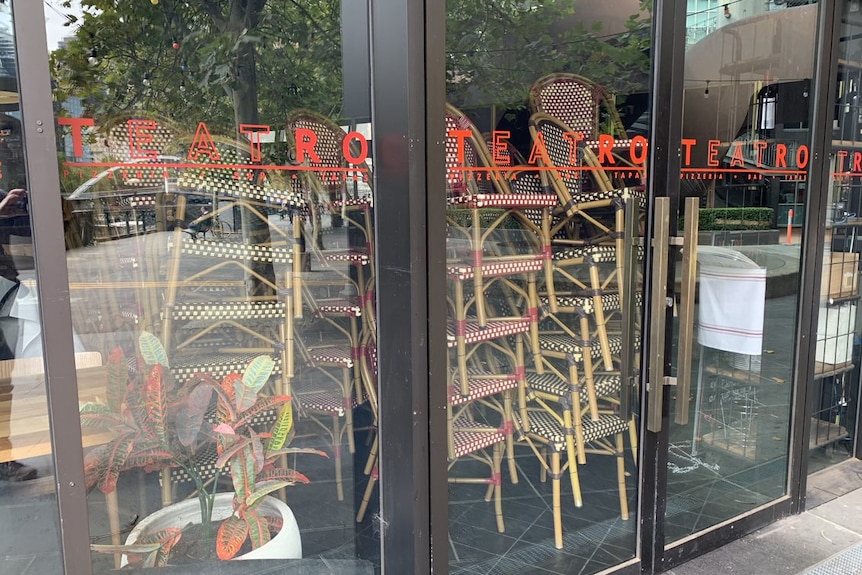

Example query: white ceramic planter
[122,493,301,565]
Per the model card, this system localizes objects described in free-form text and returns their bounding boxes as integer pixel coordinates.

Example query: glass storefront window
[444,2,650,573]
[666,0,818,543]
[45,1,378,571]
[0,3,64,574]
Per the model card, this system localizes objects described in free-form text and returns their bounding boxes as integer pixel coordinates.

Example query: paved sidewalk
[667,459,862,575]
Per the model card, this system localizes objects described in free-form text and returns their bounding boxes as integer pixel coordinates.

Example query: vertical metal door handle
[647,198,670,433]
[674,198,699,425]
[619,197,640,422]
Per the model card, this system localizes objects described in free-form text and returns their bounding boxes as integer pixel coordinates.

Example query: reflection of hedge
[680,208,774,231]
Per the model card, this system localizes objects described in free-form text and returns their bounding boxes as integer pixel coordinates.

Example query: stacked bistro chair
[283,110,376,502]
[444,104,559,489]
[155,138,305,506]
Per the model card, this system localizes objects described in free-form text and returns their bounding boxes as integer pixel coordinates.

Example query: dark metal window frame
[9,0,858,574]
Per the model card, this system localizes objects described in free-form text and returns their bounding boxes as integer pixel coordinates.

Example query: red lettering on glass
[837,150,849,172]
[239,124,271,163]
[775,144,787,168]
[630,136,648,165]
[855,152,862,173]
[448,130,471,165]
[58,117,95,158]
[127,119,158,159]
[753,141,767,167]
[528,132,549,165]
[796,145,809,169]
[491,131,511,166]
[343,132,368,165]
[562,132,584,166]
[729,142,745,167]
[598,134,615,165]
[681,139,696,166]
[188,122,221,162]
[295,128,321,164]
[707,140,720,167]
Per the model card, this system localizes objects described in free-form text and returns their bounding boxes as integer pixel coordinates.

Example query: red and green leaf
[215,436,250,469]
[136,527,182,567]
[79,403,124,429]
[266,400,294,451]
[243,509,271,550]
[237,356,275,410]
[265,447,328,464]
[230,445,256,503]
[218,373,241,422]
[138,331,169,367]
[250,431,265,475]
[105,347,127,412]
[256,467,311,485]
[144,364,168,448]
[235,395,290,429]
[245,480,294,508]
[176,385,214,447]
[216,515,248,560]
[265,514,284,534]
[97,433,135,494]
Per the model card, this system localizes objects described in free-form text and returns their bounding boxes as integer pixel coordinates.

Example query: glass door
[659,0,819,551]
[441,2,651,574]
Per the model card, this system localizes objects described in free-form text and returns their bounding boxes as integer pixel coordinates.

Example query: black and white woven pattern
[533,80,598,138]
[169,236,295,265]
[321,250,370,266]
[307,345,354,368]
[541,292,642,314]
[451,416,506,458]
[447,193,557,209]
[329,196,373,210]
[526,372,621,402]
[162,445,225,486]
[447,258,544,281]
[297,390,355,416]
[519,410,628,451]
[313,299,363,318]
[449,368,519,406]
[170,301,286,321]
[446,317,532,348]
[169,351,281,380]
[552,244,618,264]
[445,109,490,197]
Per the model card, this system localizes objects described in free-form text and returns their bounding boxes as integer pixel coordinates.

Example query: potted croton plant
[81,331,323,566]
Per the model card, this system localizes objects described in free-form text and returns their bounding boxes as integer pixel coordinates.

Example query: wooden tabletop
[0,352,113,463]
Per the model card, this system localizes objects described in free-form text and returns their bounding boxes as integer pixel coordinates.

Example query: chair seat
[308,344,355,368]
[169,350,281,380]
[447,258,545,281]
[449,369,519,406]
[526,372,621,403]
[297,389,356,416]
[170,300,286,321]
[539,333,625,358]
[447,317,532,347]
[320,250,370,266]
[329,196,373,210]
[448,193,558,209]
[541,291,643,314]
[451,417,506,459]
[517,410,628,451]
[312,299,363,318]
[168,236,294,265]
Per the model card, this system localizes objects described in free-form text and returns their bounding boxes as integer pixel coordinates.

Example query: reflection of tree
[446,0,651,113]
[52,0,343,296]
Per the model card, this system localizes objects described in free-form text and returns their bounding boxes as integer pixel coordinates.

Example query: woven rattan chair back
[529,73,626,139]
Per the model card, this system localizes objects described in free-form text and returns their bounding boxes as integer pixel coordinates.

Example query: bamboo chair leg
[160,469,172,508]
[503,389,518,484]
[616,433,630,521]
[542,207,557,314]
[343,369,355,454]
[472,209,487,327]
[454,280,470,395]
[356,464,378,522]
[540,447,548,483]
[516,335,529,432]
[492,442,505,533]
[333,416,344,502]
[527,275,544,375]
[364,435,378,476]
[105,489,121,569]
[628,417,638,465]
[551,451,563,550]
